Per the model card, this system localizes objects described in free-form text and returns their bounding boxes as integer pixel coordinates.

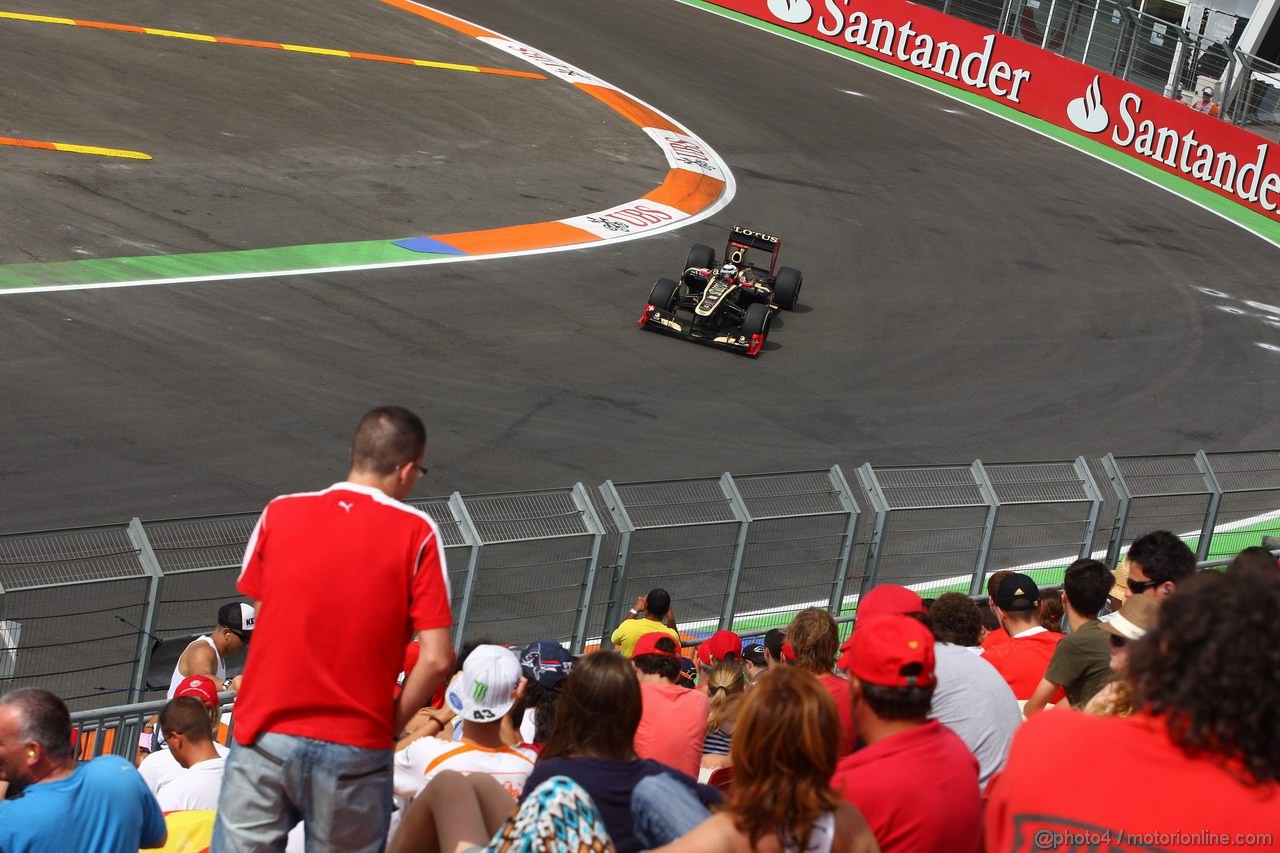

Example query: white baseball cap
[447,645,522,723]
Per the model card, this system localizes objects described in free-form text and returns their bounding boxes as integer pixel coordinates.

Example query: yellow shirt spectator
[611,619,679,658]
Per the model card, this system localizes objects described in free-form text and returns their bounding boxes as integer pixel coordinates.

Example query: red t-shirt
[233,483,452,749]
[832,720,981,852]
[634,681,709,778]
[986,711,1280,851]
[982,626,1010,651]
[981,630,1064,702]
[817,673,858,756]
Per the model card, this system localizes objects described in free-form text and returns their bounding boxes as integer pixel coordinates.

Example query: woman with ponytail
[701,661,747,770]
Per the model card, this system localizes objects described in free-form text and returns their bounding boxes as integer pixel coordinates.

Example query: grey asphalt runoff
[1,0,1278,534]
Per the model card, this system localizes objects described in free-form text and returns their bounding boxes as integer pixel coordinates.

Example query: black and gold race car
[637,226,803,358]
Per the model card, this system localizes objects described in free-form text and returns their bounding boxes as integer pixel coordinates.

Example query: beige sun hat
[1109,559,1131,601]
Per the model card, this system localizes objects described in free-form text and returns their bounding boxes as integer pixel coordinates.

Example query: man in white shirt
[155,695,226,811]
[392,645,534,811]
[168,602,254,699]
[140,675,229,797]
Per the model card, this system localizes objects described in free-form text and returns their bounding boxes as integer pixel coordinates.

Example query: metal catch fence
[1,450,1277,711]
[914,0,1280,143]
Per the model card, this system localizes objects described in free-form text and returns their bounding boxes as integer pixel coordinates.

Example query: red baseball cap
[696,629,743,665]
[857,585,925,621]
[837,615,936,688]
[174,674,221,708]
[633,632,682,658]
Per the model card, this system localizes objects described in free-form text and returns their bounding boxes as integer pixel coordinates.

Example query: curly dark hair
[1129,569,1280,784]
[926,593,983,646]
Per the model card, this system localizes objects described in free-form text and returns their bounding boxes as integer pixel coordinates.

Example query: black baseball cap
[995,573,1041,611]
[741,643,767,665]
[217,602,256,640]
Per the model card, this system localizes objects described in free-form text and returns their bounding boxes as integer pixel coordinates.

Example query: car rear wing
[727,226,780,254]
[726,226,781,274]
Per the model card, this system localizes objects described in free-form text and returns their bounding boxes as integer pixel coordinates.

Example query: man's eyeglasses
[1108,634,1127,649]
[224,627,251,645]
[405,461,429,477]
[1126,577,1161,595]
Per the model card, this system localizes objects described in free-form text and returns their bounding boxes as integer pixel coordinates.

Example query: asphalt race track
[1,0,1278,534]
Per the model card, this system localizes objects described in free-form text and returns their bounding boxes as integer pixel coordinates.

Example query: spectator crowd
[2,408,1279,852]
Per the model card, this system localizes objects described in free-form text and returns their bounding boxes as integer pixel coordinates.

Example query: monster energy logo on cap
[447,644,523,723]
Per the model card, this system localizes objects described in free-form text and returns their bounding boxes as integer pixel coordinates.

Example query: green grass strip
[0,240,438,290]
[674,0,1280,246]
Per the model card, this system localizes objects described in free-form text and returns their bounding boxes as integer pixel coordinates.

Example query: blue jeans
[631,773,713,848]
[212,732,393,853]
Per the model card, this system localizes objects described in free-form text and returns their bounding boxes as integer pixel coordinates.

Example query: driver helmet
[719,263,738,279]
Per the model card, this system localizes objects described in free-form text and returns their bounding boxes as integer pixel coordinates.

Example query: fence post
[855,464,891,599]
[1226,48,1247,124]
[1163,29,1193,99]
[970,462,1001,596]
[1118,6,1143,82]
[1108,4,1130,75]
[1076,456,1105,560]
[570,483,606,655]
[827,465,862,616]
[0,575,14,683]
[1102,454,1133,567]
[1041,0,1060,50]
[997,0,1017,37]
[1193,450,1224,561]
[598,481,636,649]
[448,493,483,656]
[126,518,165,703]
[718,474,753,630]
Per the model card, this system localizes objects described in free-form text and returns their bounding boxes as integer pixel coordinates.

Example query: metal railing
[913,0,1280,143]
[2,450,1278,711]
[65,544,1278,763]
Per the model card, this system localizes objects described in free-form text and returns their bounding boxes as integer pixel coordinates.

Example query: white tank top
[167,635,226,698]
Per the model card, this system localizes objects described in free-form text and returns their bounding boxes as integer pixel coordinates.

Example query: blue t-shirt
[0,755,167,853]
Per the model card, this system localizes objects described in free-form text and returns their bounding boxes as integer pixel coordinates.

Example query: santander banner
[713,0,1280,222]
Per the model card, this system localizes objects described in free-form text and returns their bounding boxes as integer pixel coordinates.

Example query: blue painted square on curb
[393,237,468,255]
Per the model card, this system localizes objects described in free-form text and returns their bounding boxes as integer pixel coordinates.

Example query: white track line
[0,3,735,295]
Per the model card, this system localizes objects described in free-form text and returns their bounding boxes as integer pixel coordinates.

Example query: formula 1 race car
[637,226,803,358]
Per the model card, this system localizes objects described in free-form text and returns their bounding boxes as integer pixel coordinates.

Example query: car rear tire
[773,267,802,310]
[685,244,715,272]
[741,303,771,356]
[648,278,680,311]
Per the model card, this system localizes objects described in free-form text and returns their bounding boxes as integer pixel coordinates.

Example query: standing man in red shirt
[213,406,454,853]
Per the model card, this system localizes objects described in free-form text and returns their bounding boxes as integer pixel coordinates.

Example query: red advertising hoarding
[710,0,1280,222]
